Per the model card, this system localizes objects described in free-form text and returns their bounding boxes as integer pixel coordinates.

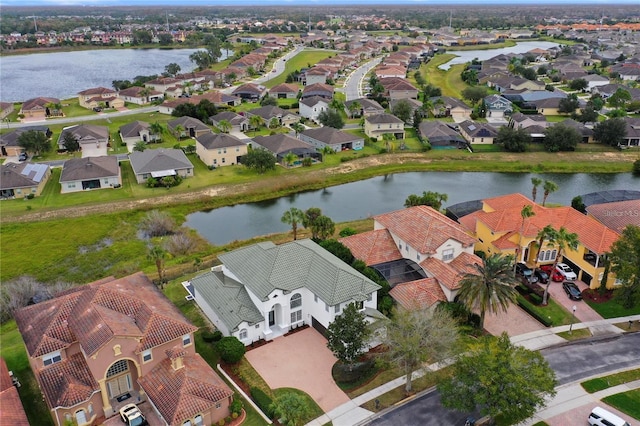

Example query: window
[142,350,152,363]
[75,409,87,425]
[236,147,240,152]
[443,248,454,261]
[355,301,364,310]
[239,329,248,340]
[43,351,62,367]
[182,334,192,346]
[223,148,227,154]
[334,304,340,314]
[222,158,226,163]
[183,421,192,426]
[106,359,129,378]
[217,149,222,154]
[194,415,203,426]
[314,294,318,303]
[398,243,402,250]
[88,404,93,415]
[215,402,222,409]
[213,159,217,165]
[367,294,372,302]
[291,310,302,323]
[416,253,421,261]
[290,293,302,309]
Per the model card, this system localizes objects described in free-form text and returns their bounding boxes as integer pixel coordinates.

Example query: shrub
[0,277,73,322]
[339,227,357,237]
[225,417,232,424]
[201,330,216,342]
[633,159,640,176]
[163,231,197,256]
[217,336,246,364]
[212,330,223,342]
[25,193,35,199]
[230,398,243,416]
[139,210,176,238]
[529,293,543,305]
[517,296,552,327]
[218,419,225,426]
[250,387,274,418]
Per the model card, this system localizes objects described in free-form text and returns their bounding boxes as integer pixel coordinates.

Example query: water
[0,48,232,102]
[185,171,639,245]
[438,41,561,70]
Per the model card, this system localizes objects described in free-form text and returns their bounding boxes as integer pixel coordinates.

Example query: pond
[185,171,639,245]
[438,41,561,70]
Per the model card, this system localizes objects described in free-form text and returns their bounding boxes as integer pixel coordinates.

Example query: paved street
[5,106,160,129]
[342,57,383,101]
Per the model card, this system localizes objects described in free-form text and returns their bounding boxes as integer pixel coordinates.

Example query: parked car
[556,263,577,281]
[18,152,28,162]
[540,264,569,282]
[562,281,582,301]
[515,262,538,284]
[119,404,147,426]
[534,268,549,284]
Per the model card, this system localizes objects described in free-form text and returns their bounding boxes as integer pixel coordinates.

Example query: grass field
[421,55,468,99]
[263,49,335,88]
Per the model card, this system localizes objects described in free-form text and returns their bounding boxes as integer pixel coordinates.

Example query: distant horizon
[2,0,639,7]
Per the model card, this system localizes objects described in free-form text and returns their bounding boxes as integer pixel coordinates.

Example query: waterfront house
[129,148,194,184]
[77,87,124,110]
[116,86,163,105]
[251,134,319,165]
[0,162,50,199]
[59,156,121,193]
[364,113,406,140]
[418,121,466,148]
[20,97,61,120]
[458,120,498,145]
[299,127,365,152]
[195,133,247,168]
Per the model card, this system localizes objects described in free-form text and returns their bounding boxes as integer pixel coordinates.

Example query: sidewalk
[304,314,640,426]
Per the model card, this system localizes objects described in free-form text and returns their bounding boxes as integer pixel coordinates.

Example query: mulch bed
[582,288,615,303]
[284,324,310,337]
[220,362,252,396]
[245,338,271,352]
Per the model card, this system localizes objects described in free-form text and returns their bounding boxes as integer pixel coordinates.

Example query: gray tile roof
[129,148,193,174]
[119,121,150,138]
[252,134,315,155]
[167,116,210,132]
[301,127,362,144]
[197,133,245,150]
[218,239,380,305]
[299,96,328,108]
[59,156,119,182]
[0,162,49,190]
[191,271,264,332]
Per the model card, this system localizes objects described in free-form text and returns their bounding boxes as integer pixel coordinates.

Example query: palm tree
[147,245,168,288]
[542,180,559,206]
[249,115,264,135]
[320,145,335,159]
[217,119,231,133]
[149,121,164,142]
[456,253,519,330]
[329,98,344,113]
[139,86,152,104]
[347,101,361,118]
[516,204,535,268]
[538,226,579,305]
[291,122,305,137]
[382,133,396,152]
[133,141,147,152]
[530,177,542,203]
[281,207,305,240]
[174,124,185,140]
[283,152,297,168]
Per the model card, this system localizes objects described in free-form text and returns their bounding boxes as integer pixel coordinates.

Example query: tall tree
[326,303,371,370]
[439,333,557,424]
[249,115,264,135]
[242,148,275,173]
[217,119,231,133]
[391,99,413,124]
[149,122,164,142]
[537,226,579,304]
[291,122,305,137]
[281,207,305,240]
[542,180,559,206]
[318,109,344,129]
[531,177,542,203]
[609,225,640,308]
[147,245,168,288]
[456,254,519,330]
[557,94,580,115]
[311,215,335,241]
[18,130,50,156]
[269,392,313,426]
[517,205,535,266]
[302,207,323,233]
[461,86,487,106]
[164,62,181,77]
[62,132,80,152]
[382,307,458,393]
[593,118,627,147]
[495,126,530,152]
[543,124,581,152]
[404,191,448,211]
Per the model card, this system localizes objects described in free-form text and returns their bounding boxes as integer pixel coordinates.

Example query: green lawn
[421,55,469,99]
[585,297,640,319]
[602,390,640,421]
[264,49,335,88]
[581,368,640,393]
[556,328,591,341]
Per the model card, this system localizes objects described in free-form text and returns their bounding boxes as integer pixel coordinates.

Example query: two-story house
[364,113,405,140]
[196,133,247,168]
[77,87,124,110]
[15,272,234,426]
[189,239,382,344]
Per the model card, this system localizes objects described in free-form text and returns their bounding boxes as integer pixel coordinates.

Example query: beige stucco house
[364,113,406,140]
[196,133,247,168]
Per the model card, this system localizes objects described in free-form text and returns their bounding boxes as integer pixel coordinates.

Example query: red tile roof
[0,358,29,425]
[389,278,446,309]
[138,354,233,426]
[339,229,402,265]
[420,257,462,291]
[375,206,476,254]
[36,352,99,409]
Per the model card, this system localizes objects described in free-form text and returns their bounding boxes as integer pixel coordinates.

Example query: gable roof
[168,116,210,132]
[59,124,109,144]
[138,353,233,426]
[365,113,403,124]
[218,239,380,305]
[302,83,334,95]
[22,97,60,111]
[196,133,245,150]
[300,127,362,144]
[37,352,99,409]
[78,87,116,96]
[0,162,49,190]
[0,358,29,425]
[210,111,247,125]
[129,148,193,174]
[389,278,446,309]
[119,121,150,138]
[299,96,329,108]
[344,98,384,112]
[252,134,314,156]
[232,83,266,96]
[418,121,466,144]
[269,83,299,94]
[0,126,50,147]
[458,120,498,138]
[375,206,477,254]
[248,105,296,120]
[586,199,640,234]
[340,229,402,265]
[59,156,119,182]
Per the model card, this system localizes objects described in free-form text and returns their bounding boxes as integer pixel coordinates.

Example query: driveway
[245,327,350,412]
[101,401,163,426]
[483,303,546,336]
[544,279,603,323]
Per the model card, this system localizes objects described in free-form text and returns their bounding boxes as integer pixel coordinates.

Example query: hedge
[250,387,274,418]
[517,296,553,327]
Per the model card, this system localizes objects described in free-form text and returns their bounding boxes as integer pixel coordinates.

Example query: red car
[540,264,564,282]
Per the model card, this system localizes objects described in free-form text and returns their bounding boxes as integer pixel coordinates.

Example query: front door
[268,310,275,327]
[107,374,131,398]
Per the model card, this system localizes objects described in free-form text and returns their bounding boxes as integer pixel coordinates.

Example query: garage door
[311,317,327,337]
[107,374,131,398]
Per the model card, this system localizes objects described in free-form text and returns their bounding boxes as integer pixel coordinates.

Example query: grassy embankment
[263,49,335,88]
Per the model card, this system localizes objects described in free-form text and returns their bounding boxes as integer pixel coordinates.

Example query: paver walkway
[245,327,350,412]
[483,303,545,336]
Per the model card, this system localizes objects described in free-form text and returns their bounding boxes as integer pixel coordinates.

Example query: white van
[588,406,631,426]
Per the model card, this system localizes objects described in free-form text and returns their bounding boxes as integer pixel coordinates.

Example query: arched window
[75,409,87,425]
[290,293,302,309]
[550,249,557,260]
[106,360,128,378]
[239,329,248,340]
[194,415,204,426]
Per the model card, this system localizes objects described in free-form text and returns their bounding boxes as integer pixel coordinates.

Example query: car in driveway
[534,268,549,284]
[556,263,577,281]
[515,262,538,284]
[119,404,147,426]
[18,152,28,161]
[541,264,571,282]
[562,281,582,301]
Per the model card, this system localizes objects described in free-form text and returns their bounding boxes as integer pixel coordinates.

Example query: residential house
[167,116,211,139]
[301,83,334,100]
[374,65,407,79]
[77,87,124,110]
[0,102,14,120]
[340,206,481,309]
[299,127,364,152]
[364,113,406,140]
[299,96,330,123]
[196,133,247,168]
[59,156,121,193]
[159,92,241,115]
[304,67,331,85]
[459,193,621,288]
[232,83,267,101]
[582,74,610,92]
[119,121,159,152]
[14,272,233,426]
[379,77,419,101]
[58,124,110,158]
[129,148,194,184]
[483,94,513,119]
[0,358,29,425]
[189,239,382,343]
[344,98,385,118]
[268,83,300,99]
[0,126,52,157]
[210,111,249,132]
[246,106,300,128]
[557,119,595,143]
[251,134,319,165]
[117,86,163,105]
[418,121,467,148]
[429,96,472,122]
[533,97,563,116]
[0,162,50,199]
[144,77,184,97]
[509,112,549,130]
[586,199,640,235]
[20,97,61,120]
[620,117,640,148]
[458,120,498,145]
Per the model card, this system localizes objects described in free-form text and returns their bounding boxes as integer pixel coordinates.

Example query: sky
[2,0,639,6]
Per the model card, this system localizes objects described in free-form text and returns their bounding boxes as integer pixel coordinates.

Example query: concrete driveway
[544,279,603,323]
[245,327,350,412]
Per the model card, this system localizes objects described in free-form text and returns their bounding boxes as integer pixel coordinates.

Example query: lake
[0,48,232,102]
[185,171,639,246]
[438,41,560,70]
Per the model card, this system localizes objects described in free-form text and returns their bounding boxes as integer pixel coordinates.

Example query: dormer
[166,346,186,371]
